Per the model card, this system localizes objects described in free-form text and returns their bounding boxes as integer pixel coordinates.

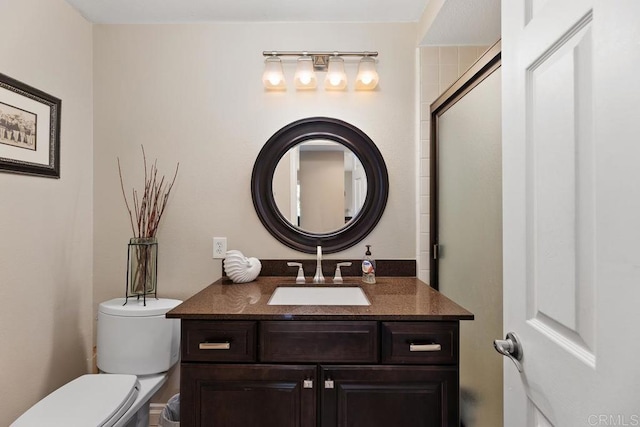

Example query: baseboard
[149,403,166,427]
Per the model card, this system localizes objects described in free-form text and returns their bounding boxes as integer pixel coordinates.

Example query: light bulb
[299,74,311,85]
[262,56,286,90]
[268,74,281,85]
[355,57,379,90]
[294,56,317,90]
[324,56,347,90]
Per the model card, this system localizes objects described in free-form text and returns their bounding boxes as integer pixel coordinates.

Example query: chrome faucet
[333,262,352,283]
[287,262,306,284]
[313,245,325,283]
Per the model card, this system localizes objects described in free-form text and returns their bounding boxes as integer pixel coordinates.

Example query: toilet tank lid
[99,298,183,317]
[11,374,139,427]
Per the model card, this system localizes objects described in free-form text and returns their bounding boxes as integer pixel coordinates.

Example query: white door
[502,0,640,425]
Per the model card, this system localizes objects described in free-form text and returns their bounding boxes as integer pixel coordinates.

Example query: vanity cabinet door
[181,364,317,427]
[319,365,459,427]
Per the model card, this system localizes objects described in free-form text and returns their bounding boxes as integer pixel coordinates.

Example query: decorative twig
[118,157,137,237]
[117,145,179,238]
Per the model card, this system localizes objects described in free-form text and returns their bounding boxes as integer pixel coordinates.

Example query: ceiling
[64,0,430,24]
[421,0,500,45]
[64,0,500,45]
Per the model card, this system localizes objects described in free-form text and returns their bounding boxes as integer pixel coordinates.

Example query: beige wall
[93,22,417,402]
[0,0,94,425]
[418,45,489,282]
[93,22,417,304]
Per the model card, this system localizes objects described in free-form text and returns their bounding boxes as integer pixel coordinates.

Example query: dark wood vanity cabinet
[179,319,460,427]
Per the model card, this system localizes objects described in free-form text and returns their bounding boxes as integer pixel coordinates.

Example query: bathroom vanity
[167,276,473,427]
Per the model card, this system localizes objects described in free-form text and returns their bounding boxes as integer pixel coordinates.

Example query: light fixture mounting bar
[262,51,378,57]
[263,51,378,71]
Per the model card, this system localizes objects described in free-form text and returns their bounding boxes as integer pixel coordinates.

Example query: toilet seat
[11,374,139,427]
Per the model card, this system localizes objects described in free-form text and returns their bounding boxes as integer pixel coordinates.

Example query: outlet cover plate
[213,237,227,259]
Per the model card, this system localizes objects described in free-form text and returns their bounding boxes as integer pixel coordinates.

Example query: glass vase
[127,236,158,296]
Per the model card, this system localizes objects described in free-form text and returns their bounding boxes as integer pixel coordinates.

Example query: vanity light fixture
[262,55,286,90]
[355,56,379,90]
[294,55,317,90]
[324,56,348,91]
[262,51,379,91]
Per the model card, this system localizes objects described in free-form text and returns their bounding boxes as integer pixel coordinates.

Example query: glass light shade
[324,56,347,91]
[262,57,286,90]
[294,56,317,90]
[355,57,379,90]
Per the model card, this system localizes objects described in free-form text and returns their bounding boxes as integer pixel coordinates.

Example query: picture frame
[0,73,61,178]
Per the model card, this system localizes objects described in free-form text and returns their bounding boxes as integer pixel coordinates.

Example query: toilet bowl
[11,298,182,427]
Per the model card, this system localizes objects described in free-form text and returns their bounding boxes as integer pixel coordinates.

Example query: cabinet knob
[324,379,334,389]
[303,379,313,389]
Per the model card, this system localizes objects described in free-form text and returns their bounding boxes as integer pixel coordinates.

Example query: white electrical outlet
[213,237,227,259]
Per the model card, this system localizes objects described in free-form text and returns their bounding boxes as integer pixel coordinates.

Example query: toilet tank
[97,298,182,375]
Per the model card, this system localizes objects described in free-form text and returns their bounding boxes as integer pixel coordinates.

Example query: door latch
[494,332,523,372]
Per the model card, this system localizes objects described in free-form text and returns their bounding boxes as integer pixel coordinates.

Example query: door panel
[526,11,595,365]
[503,0,640,425]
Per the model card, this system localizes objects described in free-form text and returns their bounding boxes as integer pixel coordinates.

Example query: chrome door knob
[494,332,523,372]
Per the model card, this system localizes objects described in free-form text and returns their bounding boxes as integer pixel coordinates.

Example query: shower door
[431,46,502,427]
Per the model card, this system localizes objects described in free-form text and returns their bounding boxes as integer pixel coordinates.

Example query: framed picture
[0,73,61,178]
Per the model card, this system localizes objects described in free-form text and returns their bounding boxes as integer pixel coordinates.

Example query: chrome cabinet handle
[199,342,231,350]
[493,332,523,372]
[303,379,313,389]
[409,343,442,352]
[324,379,334,389]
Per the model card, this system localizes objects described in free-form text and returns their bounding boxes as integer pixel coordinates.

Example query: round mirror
[252,117,388,254]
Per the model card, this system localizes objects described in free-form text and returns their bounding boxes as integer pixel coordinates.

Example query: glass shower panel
[437,68,503,427]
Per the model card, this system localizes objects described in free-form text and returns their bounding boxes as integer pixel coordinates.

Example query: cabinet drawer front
[182,320,257,362]
[381,321,458,364]
[260,321,378,363]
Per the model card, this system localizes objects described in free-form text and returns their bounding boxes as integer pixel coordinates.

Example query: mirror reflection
[273,140,367,234]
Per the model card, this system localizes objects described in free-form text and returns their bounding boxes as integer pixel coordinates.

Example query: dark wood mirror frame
[252,117,389,254]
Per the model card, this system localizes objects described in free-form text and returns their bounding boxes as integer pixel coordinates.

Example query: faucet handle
[333,262,352,284]
[287,262,306,284]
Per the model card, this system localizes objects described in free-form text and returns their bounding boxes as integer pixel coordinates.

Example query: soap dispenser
[361,245,376,284]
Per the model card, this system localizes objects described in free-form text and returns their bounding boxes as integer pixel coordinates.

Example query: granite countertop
[166,276,474,321]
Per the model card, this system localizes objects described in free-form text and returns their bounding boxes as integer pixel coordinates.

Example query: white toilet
[12,297,182,427]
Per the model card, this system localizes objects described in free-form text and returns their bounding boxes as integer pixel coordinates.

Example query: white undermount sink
[267,286,370,306]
